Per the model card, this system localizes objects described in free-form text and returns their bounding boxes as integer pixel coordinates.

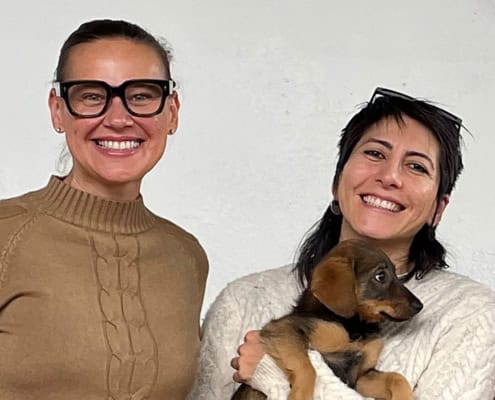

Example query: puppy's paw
[388,372,413,400]
[287,387,314,400]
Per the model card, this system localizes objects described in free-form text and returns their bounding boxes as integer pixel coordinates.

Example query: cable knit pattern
[189,265,495,400]
[91,234,158,400]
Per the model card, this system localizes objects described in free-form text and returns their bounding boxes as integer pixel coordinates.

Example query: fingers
[244,330,262,344]
[231,356,246,383]
[230,356,239,370]
[231,330,265,383]
[231,356,244,382]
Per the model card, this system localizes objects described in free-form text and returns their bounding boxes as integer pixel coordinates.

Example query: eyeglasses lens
[67,81,165,117]
[125,82,164,115]
[67,83,107,117]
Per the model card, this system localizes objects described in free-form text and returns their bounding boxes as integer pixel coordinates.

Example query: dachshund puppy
[232,239,423,400]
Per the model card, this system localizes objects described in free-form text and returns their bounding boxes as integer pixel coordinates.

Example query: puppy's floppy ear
[310,255,357,318]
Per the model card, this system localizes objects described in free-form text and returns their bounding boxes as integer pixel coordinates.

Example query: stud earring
[330,200,341,215]
[168,129,176,135]
[55,127,64,133]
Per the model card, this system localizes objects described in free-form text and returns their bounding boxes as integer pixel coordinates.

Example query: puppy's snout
[410,298,423,314]
[402,286,423,318]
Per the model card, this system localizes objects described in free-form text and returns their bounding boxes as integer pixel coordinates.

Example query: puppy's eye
[374,271,386,282]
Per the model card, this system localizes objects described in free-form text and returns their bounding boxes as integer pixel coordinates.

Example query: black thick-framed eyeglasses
[370,87,462,130]
[53,79,176,118]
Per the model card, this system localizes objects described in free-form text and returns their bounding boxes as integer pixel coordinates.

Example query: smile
[361,195,403,212]
[94,140,142,150]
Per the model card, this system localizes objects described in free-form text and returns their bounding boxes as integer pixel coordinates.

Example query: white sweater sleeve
[251,352,367,400]
[187,282,301,399]
[187,284,242,399]
[414,309,495,400]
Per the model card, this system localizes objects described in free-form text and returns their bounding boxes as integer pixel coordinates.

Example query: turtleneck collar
[37,176,156,234]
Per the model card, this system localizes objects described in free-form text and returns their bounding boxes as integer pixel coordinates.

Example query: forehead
[63,38,166,83]
[356,115,440,163]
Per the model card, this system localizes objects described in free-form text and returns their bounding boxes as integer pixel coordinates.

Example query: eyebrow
[363,138,435,170]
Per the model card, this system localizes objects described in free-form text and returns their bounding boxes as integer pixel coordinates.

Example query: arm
[187,284,242,400]
[189,284,290,399]
[251,351,367,400]
[414,309,495,399]
[187,285,302,399]
[188,267,305,400]
[231,331,367,399]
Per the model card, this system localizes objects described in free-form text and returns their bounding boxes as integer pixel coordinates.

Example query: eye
[131,93,152,101]
[408,162,430,175]
[81,93,105,103]
[363,149,384,159]
[127,84,163,104]
[374,270,387,283]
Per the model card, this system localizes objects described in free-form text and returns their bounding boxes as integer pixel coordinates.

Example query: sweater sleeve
[414,308,495,399]
[187,283,246,400]
[251,352,367,400]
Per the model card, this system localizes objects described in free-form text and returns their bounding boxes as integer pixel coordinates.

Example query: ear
[331,183,338,201]
[310,255,357,318]
[166,91,180,134]
[48,89,64,132]
[432,194,449,227]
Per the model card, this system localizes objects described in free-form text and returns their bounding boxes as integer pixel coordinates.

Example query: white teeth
[363,195,401,212]
[97,140,140,150]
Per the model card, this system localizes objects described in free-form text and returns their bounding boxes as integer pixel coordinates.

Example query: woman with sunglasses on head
[0,19,208,400]
[189,88,495,399]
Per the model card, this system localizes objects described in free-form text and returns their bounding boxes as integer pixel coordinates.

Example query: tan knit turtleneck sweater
[0,176,208,400]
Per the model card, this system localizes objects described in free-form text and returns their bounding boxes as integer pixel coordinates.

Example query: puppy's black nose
[411,298,423,313]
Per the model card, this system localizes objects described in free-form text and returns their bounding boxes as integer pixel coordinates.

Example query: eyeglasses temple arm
[53,82,61,96]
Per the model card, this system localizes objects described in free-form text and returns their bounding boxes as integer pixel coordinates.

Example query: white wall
[1,0,494,317]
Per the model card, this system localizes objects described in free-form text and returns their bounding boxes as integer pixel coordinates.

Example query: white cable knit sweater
[189,265,495,400]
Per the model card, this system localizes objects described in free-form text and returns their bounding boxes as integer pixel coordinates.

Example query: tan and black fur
[232,239,423,400]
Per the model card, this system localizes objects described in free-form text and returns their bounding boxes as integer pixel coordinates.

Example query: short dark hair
[55,19,173,81]
[295,90,465,286]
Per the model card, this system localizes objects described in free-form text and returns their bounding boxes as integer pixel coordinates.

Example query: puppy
[232,239,423,400]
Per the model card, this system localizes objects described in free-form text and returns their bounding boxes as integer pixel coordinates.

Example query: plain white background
[1,0,494,316]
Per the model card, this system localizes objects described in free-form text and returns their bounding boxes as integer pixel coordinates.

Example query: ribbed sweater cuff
[250,354,289,397]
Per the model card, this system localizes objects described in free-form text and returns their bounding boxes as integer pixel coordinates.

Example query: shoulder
[152,214,200,243]
[206,265,302,327]
[226,264,301,295]
[0,188,44,238]
[151,215,208,263]
[410,269,495,300]
[408,269,495,320]
[0,186,43,213]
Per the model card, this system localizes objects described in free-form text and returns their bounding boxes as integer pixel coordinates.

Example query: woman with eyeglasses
[0,19,208,400]
[189,88,495,399]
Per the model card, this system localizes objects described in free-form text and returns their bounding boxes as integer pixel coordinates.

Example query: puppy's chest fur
[292,293,381,387]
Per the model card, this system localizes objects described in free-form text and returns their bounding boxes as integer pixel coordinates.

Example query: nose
[410,297,423,314]
[377,160,403,189]
[102,96,134,129]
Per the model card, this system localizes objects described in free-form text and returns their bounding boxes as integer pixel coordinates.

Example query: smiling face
[49,38,179,200]
[336,115,448,253]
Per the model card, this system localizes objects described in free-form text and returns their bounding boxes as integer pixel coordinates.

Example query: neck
[65,171,141,202]
[374,240,412,275]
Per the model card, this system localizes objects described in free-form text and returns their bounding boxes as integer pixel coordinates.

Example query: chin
[352,226,400,241]
[96,170,145,186]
